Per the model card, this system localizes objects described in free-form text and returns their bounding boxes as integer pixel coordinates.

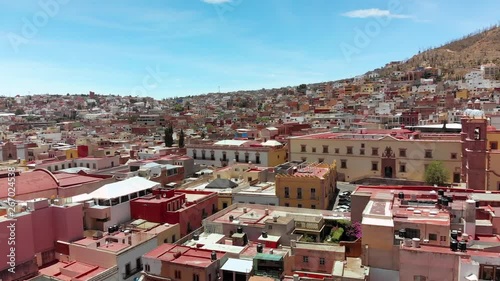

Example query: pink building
[351,184,500,280]
[35,220,179,281]
[0,169,59,200]
[0,199,84,281]
[142,244,227,281]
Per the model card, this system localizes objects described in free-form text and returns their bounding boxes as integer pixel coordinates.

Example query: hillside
[375,24,500,80]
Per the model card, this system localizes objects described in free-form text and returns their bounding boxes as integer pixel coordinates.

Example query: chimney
[211,251,217,261]
[243,207,248,213]
[256,243,263,253]
[273,214,279,222]
[412,238,420,248]
[265,209,269,215]
[262,231,268,238]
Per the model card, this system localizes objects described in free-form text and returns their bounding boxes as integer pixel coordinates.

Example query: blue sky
[0,0,498,98]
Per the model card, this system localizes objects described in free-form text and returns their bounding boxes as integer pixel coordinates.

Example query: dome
[474,99,481,104]
[487,125,497,132]
[463,109,484,118]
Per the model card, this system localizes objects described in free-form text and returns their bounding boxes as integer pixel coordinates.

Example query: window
[210,151,215,160]
[453,173,460,183]
[318,158,324,163]
[474,127,481,140]
[255,154,260,164]
[428,233,437,241]
[311,188,316,199]
[172,235,176,242]
[136,257,143,271]
[297,188,302,199]
[335,148,339,154]
[285,203,289,207]
[341,159,347,169]
[202,150,206,160]
[323,145,329,153]
[303,256,309,263]
[311,205,316,209]
[360,149,365,155]
[451,153,457,159]
[479,265,494,280]
[193,274,200,281]
[491,141,498,150]
[413,276,426,281]
[125,263,131,276]
[399,149,407,157]
[223,151,227,161]
[319,258,325,265]
[244,153,249,163]
[145,264,150,272]
[120,195,129,203]
[425,150,433,158]
[371,162,378,171]
[372,148,378,156]
[222,202,228,209]
[347,147,353,154]
[298,204,302,208]
[93,163,97,169]
[301,145,306,152]
[175,270,182,279]
[285,187,290,198]
[400,164,406,173]
[440,236,446,242]
[312,147,316,153]
[406,228,420,239]
[361,143,365,148]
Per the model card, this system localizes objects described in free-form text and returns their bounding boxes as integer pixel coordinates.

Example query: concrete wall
[399,247,458,281]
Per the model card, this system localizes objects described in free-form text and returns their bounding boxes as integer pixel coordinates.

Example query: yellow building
[275,162,337,210]
[361,83,374,93]
[456,89,469,100]
[65,148,79,159]
[289,130,462,183]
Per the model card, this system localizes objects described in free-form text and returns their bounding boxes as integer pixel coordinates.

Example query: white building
[186,140,284,168]
[233,182,279,206]
[76,177,159,231]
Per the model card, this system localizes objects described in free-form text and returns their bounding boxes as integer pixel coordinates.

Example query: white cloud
[342,8,412,19]
[202,0,231,4]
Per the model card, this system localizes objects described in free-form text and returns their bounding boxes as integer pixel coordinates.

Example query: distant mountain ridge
[373,25,500,80]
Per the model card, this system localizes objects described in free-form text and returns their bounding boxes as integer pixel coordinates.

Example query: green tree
[424,161,449,186]
[178,129,185,148]
[200,131,206,139]
[14,108,25,115]
[164,124,174,147]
